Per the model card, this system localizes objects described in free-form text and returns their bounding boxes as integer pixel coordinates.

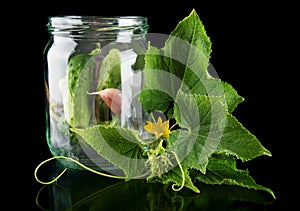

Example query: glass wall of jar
[44,16,150,173]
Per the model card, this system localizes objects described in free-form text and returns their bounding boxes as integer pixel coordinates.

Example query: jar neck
[47,16,149,41]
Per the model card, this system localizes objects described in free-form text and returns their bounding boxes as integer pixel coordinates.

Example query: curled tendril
[34,153,185,192]
[34,156,126,185]
[170,151,185,192]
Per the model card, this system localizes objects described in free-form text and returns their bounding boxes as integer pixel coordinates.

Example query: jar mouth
[47,16,149,39]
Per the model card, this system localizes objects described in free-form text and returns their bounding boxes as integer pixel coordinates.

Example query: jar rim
[47,15,149,38]
[48,15,148,27]
[49,15,147,19]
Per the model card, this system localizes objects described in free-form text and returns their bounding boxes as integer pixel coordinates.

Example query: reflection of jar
[44,16,150,171]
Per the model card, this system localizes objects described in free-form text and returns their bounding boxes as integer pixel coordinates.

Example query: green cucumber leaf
[138,89,173,113]
[140,46,175,113]
[217,113,272,161]
[170,90,271,169]
[139,9,243,114]
[169,91,227,174]
[135,10,274,197]
[222,81,244,113]
[192,154,276,199]
[72,125,146,178]
[151,90,271,195]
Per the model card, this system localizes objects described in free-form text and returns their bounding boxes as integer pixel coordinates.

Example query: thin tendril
[35,184,68,211]
[34,157,67,185]
[35,185,50,211]
[170,123,178,130]
[34,156,126,185]
[71,181,124,209]
[172,195,185,210]
[35,169,150,210]
[170,151,185,192]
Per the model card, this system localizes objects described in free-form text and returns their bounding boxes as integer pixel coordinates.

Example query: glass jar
[43,16,150,173]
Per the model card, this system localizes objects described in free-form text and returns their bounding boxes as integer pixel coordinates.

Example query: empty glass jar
[43,16,150,172]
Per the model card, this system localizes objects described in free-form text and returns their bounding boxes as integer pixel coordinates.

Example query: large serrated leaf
[72,125,146,178]
[163,90,272,194]
[139,10,243,114]
[217,113,272,161]
[193,154,276,199]
[168,91,227,174]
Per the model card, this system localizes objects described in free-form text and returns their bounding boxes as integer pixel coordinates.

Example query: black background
[7,0,296,210]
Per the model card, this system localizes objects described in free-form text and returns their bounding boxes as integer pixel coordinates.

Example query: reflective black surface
[31,161,278,211]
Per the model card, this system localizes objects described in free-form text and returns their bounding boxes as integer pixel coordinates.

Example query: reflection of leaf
[192,183,275,210]
[72,125,146,178]
[86,181,274,210]
[39,161,274,211]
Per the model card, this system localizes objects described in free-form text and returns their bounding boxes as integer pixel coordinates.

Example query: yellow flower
[144,117,171,139]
